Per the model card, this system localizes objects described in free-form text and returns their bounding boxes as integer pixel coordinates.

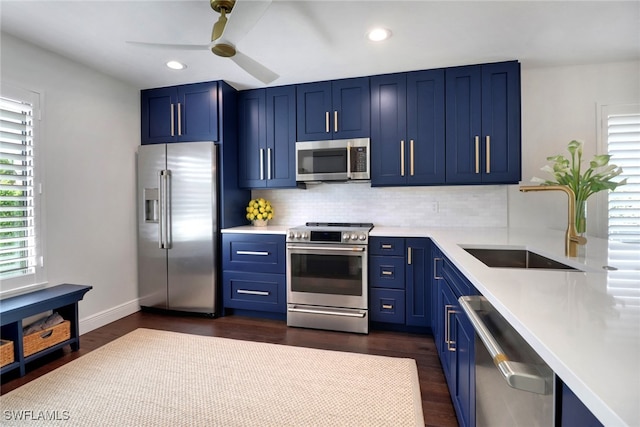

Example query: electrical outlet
[431,201,439,213]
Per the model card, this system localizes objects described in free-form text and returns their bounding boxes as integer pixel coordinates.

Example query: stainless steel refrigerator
[137,141,218,315]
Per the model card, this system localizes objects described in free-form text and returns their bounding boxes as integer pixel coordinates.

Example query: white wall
[0,33,141,332]
[510,61,640,237]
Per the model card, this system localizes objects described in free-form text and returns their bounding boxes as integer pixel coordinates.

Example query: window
[0,84,44,294]
[605,104,640,243]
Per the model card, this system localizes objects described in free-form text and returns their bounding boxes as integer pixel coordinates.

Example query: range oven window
[289,252,362,296]
[297,148,346,175]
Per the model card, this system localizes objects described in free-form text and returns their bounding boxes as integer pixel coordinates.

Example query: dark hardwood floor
[1,311,458,427]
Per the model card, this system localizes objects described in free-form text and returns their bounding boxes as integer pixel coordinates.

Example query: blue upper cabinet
[371,70,445,186]
[141,81,219,144]
[296,77,370,141]
[445,61,521,184]
[238,86,296,189]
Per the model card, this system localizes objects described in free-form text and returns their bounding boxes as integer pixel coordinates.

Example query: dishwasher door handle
[459,295,552,395]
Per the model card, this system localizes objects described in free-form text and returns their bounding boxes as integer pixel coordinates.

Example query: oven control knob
[343,232,350,241]
[358,233,366,241]
[295,232,302,239]
[350,233,358,241]
[288,231,294,240]
[302,232,308,240]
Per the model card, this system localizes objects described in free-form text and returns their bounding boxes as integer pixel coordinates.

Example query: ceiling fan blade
[222,0,271,43]
[126,41,209,51]
[231,50,279,84]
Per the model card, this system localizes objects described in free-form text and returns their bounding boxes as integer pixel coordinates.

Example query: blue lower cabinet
[221,233,286,316]
[223,271,285,313]
[559,380,603,427]
[370,288,405,324]
[369,236,432,330]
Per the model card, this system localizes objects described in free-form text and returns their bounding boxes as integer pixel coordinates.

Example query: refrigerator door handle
[158,171,165,249]
[164,169,172,249]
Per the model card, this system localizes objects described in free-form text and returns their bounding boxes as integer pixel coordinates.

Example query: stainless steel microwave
[295,138,370,182]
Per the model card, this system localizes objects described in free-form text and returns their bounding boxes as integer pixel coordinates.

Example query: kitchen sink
[463,248,580,271]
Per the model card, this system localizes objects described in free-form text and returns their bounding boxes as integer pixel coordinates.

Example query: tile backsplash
[252,183,508,227]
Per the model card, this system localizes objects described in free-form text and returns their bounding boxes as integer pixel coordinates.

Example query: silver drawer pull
[237,289,270,296]
[381,270,393,276]
[381,244,393,249]
[382,304,393,310]
[236,250,270,256]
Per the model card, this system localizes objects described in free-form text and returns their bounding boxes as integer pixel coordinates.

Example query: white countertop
[223,225,640,425]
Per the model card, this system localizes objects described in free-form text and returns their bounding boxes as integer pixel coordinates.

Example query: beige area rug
[1,328,424,426]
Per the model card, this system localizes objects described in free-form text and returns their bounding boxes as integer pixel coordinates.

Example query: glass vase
[575,198,587,235]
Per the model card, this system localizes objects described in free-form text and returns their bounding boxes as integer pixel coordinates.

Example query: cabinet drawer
[370,288,405,324]
[369,237,405,256]
[369,256,405,289]
[222,233,285,274]
[223,271,285,313]
[434,250,475,298]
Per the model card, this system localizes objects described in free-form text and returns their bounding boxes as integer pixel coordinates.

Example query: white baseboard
[79,299,141,335]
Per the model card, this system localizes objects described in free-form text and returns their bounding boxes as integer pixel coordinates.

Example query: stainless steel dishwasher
[459,296,555,426]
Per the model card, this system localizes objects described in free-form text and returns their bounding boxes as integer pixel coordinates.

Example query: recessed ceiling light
[367,28,392,42]
[166,61,186,70]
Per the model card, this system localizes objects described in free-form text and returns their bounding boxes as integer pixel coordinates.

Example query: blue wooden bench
[0,284,92,377]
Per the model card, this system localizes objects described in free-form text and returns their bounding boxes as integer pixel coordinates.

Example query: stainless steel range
[286,222,373,334]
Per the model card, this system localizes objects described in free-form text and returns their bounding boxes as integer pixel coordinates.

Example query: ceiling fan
[128,0,278,84]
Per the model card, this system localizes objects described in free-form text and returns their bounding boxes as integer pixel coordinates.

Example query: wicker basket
[23,320,71,357]
[0,339,15,367]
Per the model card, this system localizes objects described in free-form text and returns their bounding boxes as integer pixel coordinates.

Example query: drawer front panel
[370,288,405,324]
[223,271,285,313]
[369,256,405,289]
[369,237,405,256]
[222,234,285,274]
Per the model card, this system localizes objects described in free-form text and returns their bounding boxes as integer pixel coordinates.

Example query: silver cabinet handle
[325,111,330,133]
[170,103,175,137]
[381,244,393,249]
[459,296,552,395]
[475,136,480,174]
[177,102,182,136]
[382,304,393,310]
[236,250,270,256]
[445,304,456,352]
[400,140,405,176]
[407,247,413,265]
[410,139,415,176]
[288,306,366,318]
[381,270,393,276]
[434,257,443,279]
[259,148,265,181]
[334,110,338,133]
[237,289,269,296]
[267,148,272,180]
[486,135,491,174]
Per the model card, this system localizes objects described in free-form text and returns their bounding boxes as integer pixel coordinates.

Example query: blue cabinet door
[141,86,177,144]
[406,238,431,327]
[332,77,370,140]
[445,61,520,184]
[238,89,267,188]
[296,81,332,141]
[370,73,407,186]
[296,78,370,141]
[407,70,446,185]
[481,61,521,183]
[445,65,483,183]
[178,81,219,142]
[266,85,297,188]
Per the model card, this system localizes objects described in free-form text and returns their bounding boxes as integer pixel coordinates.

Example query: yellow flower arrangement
[245,198,274,222]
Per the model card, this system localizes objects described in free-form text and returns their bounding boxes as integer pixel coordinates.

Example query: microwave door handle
[346,142,351,179]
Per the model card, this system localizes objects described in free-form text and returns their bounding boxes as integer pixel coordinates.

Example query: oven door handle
[288,306,366,318]
[287,245,366,252]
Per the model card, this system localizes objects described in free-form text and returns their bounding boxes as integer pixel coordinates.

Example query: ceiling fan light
[166,60,186,70]
[367,28,391,42]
